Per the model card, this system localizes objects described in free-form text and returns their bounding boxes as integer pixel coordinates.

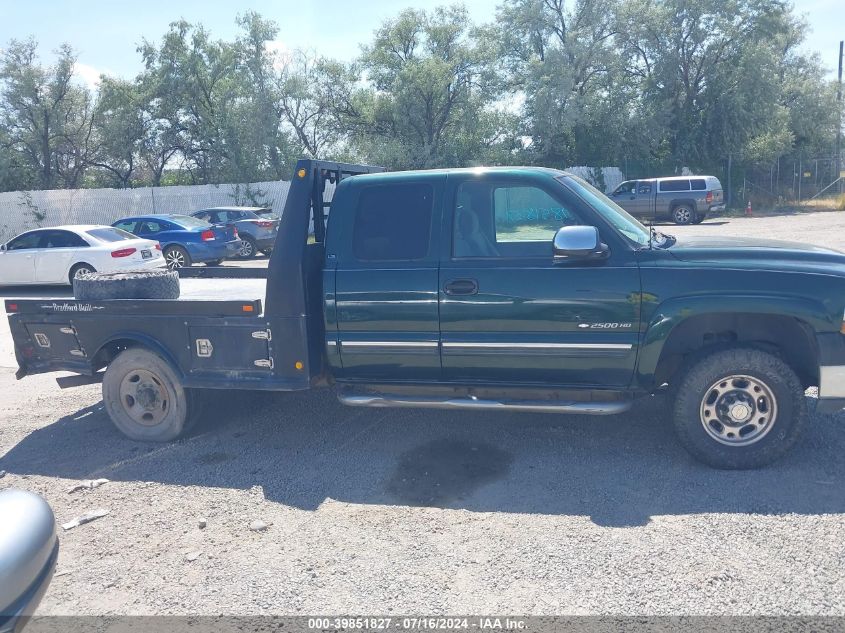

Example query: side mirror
[0,244,6,252]
[0,489,58,628]
[553,226,609,261]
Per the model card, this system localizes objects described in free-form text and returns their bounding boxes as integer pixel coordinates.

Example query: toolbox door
[188,325,274,373]
[23,323,86,360]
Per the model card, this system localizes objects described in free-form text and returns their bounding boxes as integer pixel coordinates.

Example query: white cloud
[73,62,111,90]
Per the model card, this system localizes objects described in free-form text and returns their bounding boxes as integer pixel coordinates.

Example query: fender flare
[637,294,830,388]
[669,198,698,213]
[92,331,186,379]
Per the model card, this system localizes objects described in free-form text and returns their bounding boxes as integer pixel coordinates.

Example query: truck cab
[324,167,642,391]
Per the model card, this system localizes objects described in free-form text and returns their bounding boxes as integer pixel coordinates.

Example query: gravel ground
[1,210,844,616]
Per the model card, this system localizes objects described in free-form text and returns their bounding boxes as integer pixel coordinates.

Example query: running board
[338,392,632,415]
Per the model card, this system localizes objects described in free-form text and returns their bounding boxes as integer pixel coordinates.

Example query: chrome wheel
[239,239,255,258]
[699,374,777,446]
[73,266,93,279]
[165,248,186,269]
[118,369,171,427]
[673,206,693,224]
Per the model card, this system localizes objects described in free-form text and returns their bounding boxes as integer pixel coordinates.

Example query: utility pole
[836,41,843,194]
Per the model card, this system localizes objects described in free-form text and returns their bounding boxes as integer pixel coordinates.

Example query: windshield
[557,175,651,247]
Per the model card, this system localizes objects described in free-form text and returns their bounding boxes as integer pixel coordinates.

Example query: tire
[672,347,808,469]
[238,236,257,259]
[260,248,272,257]
[102,348,192,442]
[68,263,96,285]
[73,269,180,300]
[164,245,191,269]
[672,205,694,225]
[205,259,224,266]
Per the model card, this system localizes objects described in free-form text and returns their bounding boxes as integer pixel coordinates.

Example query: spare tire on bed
[74,269,180,300]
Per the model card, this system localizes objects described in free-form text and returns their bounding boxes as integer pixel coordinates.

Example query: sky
[0,0,842,89]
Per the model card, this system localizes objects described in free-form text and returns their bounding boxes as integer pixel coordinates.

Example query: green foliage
[0,39,94,190]
[0,2,840,193]
[353,5,506,169]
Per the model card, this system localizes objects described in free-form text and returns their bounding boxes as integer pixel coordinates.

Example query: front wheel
[672,348,808,469]
[103,348,193,441]
[672,205,694,225]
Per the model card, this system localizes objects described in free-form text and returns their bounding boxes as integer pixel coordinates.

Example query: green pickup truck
[6,159,845,470]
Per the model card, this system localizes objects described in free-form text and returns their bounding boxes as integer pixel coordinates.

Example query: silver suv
[610,175,725,224]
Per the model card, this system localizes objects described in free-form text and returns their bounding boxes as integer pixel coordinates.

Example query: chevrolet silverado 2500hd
[7,159,845,469]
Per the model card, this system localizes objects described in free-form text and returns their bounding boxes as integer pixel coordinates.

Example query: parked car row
[0,206,280,286]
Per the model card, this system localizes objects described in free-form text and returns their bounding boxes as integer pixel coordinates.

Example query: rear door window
[42,230,88,248]
[352,183,434,261]
[659,180,691,192]
[139,221,163,234]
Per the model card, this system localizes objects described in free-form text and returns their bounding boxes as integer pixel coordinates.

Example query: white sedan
[0,225,166,286]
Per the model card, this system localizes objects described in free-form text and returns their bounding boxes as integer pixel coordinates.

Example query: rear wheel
[164,245,191,269]
[103,348,193,442]
[672,205,694,225]
[68,263,96,285]
[238,236,257,259]
[672,347,808,469]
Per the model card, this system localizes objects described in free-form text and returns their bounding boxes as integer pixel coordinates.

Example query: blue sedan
[112,214,242,268]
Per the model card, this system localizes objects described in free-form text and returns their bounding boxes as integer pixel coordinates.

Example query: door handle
[444,279,478,296]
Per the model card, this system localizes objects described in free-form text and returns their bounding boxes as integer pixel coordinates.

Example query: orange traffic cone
[745,200,752,217]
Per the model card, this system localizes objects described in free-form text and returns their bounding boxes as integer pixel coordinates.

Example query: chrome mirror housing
[552,226,609,261]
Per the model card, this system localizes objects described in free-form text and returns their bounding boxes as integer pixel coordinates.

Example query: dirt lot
[1,211,844,616]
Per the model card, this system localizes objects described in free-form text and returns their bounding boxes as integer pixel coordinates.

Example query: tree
[495,0,622,166]
[89,77,144,187]
[278,50,354,159]
[235,11,298,177]
[355,5,503,169]
[0,39,94,189]
[615,0,798,170]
